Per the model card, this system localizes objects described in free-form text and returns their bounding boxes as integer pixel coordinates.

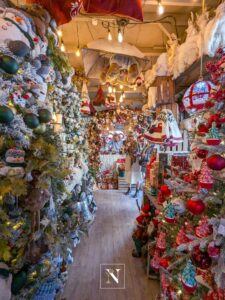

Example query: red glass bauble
[191,247,212,269]
[198,123,209,134]
[159,257,169,269]
[207,154,225,171]
[196,149,208,159]
[186,199,205,215]
[160,185,171,198]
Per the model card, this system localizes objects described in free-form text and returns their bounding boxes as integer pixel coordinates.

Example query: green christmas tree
[208,122,220,139]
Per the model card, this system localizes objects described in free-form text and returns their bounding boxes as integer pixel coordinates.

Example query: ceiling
[14,0,220,106]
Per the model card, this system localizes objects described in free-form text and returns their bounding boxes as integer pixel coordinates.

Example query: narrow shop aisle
[63,190,159,300]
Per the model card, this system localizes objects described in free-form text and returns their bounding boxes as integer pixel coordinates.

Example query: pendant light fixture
[57,28,63,38]
[108,85,113,93]
[118,28,123,43]
[76,23,81,57]
[108,28,112,41]
[157,0,164,15]
[60,40,65,52]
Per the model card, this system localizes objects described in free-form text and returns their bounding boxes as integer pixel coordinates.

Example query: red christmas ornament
[191,247,212,270]
[176,227,191,246]
[150,250,160,272]
[156,231,166,251]
[160,185,171,198]
[207,241,221,259]
[195,216,213,238]
[198,123,209,135]
[186,199,205,215]
[196,149,208,159]
[159,257,170,269]
[157,191,165,204]
[207,154,225,171]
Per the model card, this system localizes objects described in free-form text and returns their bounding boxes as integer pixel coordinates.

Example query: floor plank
[63,190,159,300]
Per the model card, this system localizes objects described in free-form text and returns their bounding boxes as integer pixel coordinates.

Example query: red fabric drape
[27,0,143,25]
[26,0,81,25]
[83,0,143,21]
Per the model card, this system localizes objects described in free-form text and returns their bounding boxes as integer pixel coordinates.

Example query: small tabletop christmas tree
[164,202,176,223]
[199,161,214,189]
[207,122,221,145]
[181,260,197,293]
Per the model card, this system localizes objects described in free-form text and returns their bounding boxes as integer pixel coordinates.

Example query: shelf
[143,186,161,210]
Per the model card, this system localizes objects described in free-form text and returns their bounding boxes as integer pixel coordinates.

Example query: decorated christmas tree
[0,2,96,298]
[149,47,225,299]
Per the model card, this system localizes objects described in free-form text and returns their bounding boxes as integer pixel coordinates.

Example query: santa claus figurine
[80,81,91,115]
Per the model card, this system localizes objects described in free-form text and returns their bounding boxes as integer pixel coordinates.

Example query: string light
[108,85,113,93]
[113,87,116,93]
[133,86,137,91]
[57,28,63,37]
[92,19,98,26]
[157,0,164,15]
[118,28,123,43]
[76,47,81,57]
[108,28,112,41]
[60,41,65,52]
[119,84,123,90]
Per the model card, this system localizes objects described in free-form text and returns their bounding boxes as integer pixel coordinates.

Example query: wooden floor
[63,190,159,300]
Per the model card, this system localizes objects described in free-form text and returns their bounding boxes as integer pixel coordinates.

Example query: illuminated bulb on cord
[119,84,123,89]
[57,28,62,37]
[157,1,164,15]
[76,47,81,57]
[108,85,113,93]
[60,42,65,52]
[118,28,123,43]
[108,29,112,41]
[133,86,137,91]
[113,87,116,93]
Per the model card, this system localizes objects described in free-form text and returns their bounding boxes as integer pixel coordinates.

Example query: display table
[100,154,126,172]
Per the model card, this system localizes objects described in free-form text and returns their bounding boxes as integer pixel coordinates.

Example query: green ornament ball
[34,123,46,134]
[24,113,40,129]
[0,55,19,74]
[0,106,14,124]
[11,271,27,295]
[38,109,52,123]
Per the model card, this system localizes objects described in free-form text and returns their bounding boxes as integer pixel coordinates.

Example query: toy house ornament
[80,81,91,115]
[144,109,182,145]
[182,80,215,115]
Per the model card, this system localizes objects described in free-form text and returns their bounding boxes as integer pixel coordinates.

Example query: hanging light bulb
[133,86,137,91]
[118,28,123,43]
[57,28,63,37]
[108,85,113,93]
[76,47,81,57]
[157,0,164,15]
[113,87,116,93]
[119,84,123,90]
[108,28,112,41]
[119,95,123,103]
[60,41,65,52]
